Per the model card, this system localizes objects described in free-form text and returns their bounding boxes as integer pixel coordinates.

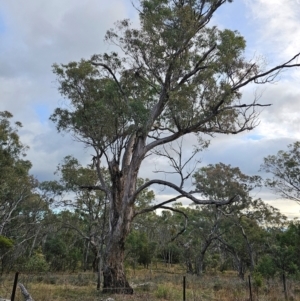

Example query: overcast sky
[1,0,300,218]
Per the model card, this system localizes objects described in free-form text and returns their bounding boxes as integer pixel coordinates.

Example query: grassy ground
[0,265,300,301]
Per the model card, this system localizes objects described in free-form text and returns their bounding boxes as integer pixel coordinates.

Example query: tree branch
[92,150,112,201]
[175,43,216,87]
[80,185,107,193]
[90,61,129,102]
[130,178,237,206]
[134,195,184,216]
[232,52,300,91]
[18,283,34,301]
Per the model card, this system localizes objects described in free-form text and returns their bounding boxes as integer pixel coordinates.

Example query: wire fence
[0,270,299,301]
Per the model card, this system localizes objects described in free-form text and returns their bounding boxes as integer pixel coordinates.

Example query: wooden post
[248,275,253,301]
[183,276,186,301]
[10,272,19,301]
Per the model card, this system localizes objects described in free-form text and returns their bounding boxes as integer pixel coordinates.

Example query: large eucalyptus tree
[50,0,300,293]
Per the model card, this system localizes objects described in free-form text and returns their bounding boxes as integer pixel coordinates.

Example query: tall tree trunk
[84,241,90,272]
[238,223,255,272]
[235,255,245,280]
[101,137,142,294]
[97,253,101,290]
[197,240,212,276]
[197,253,205,276]
[186,257,193,274]
[102,203,134,294]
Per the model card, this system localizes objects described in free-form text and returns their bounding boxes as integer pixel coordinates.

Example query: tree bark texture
[102,197,134,294]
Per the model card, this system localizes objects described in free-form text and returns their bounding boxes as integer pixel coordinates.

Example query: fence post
[248,275,253,301]
[183,276,186,301]
[10,272,19,301]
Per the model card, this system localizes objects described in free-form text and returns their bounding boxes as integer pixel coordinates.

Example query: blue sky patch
[34,104,51,123]
[214,1,258,53]
[0,12,6,34]
[246,134,264,141]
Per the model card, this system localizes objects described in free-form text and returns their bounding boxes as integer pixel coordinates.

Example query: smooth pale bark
[18,283,34,301]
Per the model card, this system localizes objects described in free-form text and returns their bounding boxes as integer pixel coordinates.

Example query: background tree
[192,163,285,278]
[126,230,156,270]
[0,111,51,272]
[193,163,261,273]
[126,179,157,271]
[50,0,300,293]
[41,156,110,288]
[0,111,32,235]
[155,209,183,267]
[42,211,84,272]
[261,141,300,204]
[256,221,300,299]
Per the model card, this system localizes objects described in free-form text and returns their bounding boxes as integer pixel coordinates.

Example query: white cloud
[265,199,300,220]
[244,0,300,60]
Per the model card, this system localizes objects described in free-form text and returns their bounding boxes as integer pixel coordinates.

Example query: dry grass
[1,265,300,301]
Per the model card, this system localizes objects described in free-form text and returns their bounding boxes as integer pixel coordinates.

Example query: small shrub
[0,235,13,249]
[213,280,222,291]
[155,284,172,299]
[253,272,263,288]
[23,252,49,273]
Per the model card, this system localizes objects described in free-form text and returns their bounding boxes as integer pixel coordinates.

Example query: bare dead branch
[134,195,184,216]
[232,52,300,91]
[18,283,34,301]
[151,139,201,188]
[130,178,237,206]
